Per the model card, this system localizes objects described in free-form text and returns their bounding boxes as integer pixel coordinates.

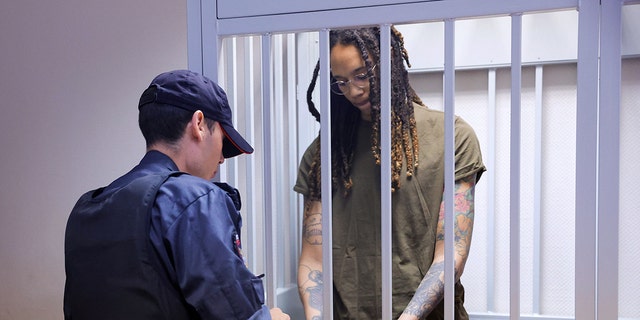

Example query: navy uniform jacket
[64,151,270,319]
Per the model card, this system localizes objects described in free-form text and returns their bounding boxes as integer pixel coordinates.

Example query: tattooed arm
[398,174,477,320]
[298,199,324,320]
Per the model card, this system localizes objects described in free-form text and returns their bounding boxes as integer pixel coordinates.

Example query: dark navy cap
[138,69,253,158]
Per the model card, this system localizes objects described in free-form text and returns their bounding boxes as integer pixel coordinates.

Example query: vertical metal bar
[287,33,299,285]
[186,0,203,72]
[486,68,497,314]
[261,33,277,307]
[243,36,258,272]
[379,23,393,320]
[200,0,219,82]
[575,0,599,318]
[273,34,286,288]
[533,65,543,315]
[214,41,227,182]
[598,1,621,319]
[510,13,522,320]
[293,32,317,285]
[443,18,456,320]
[319,29,334,319]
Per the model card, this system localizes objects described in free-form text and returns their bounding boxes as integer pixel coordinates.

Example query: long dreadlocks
[306,26,425,201]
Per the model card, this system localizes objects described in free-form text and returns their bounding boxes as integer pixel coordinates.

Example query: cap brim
[220,124,254,158]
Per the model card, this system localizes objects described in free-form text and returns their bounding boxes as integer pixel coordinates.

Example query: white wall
[0,1,187,318]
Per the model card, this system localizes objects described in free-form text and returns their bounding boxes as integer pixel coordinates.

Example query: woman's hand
[269,307,291,320]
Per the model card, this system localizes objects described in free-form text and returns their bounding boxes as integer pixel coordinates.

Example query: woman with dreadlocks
[295,26,485,320]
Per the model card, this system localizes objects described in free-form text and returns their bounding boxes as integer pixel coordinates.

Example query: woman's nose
[347,83,364,96]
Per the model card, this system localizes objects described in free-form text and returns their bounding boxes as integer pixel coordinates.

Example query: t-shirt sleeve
[454,116,486,183]
[293,137,320,197]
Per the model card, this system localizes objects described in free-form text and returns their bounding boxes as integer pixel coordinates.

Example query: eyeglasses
[330,64,377,95]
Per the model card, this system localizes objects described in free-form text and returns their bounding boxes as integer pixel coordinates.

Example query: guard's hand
[269,307,290,320]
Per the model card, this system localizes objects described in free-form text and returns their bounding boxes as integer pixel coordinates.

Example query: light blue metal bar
[261,33,277,307]
[575,0,599,318]
[443,18,456,320]
[471,314,574,320]
[509,13,522,320]
[319,29,334,320]
[533,65,543,315]
[486,69,497,313]
[216,0,579,37]
[186,0,203,72]
[286,33,300,286]
[379,24,393,320]
[597,1,622,319]
[272,34,286,288]
[201,0,219,82]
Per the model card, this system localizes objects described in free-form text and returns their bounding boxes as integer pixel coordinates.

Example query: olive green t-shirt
[294,105,486,319]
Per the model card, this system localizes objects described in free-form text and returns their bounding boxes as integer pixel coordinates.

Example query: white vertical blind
[486,68,498,314]
[286,33,300,286]
[242,36,259,272]
[220,38,238,184]
[533,65,543,314]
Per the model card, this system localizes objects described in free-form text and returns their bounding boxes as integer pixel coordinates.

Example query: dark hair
[306,26,425,200]
[139,103,215,148]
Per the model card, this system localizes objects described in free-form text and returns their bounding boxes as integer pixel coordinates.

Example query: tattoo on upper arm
[303,201,322,245]
[436,175,477,257]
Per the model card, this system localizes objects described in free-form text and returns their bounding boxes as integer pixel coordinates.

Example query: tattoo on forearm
[307,270,323,312]
[299,265,323,318]
[403,261,445,316]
